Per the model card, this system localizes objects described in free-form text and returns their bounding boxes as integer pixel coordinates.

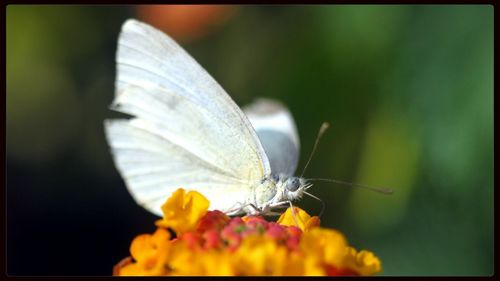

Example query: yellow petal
[130,234,155,262]
[277,206,320,231]
[124,228,172,276]
[342,247,382,276]
[119,262,146,276]
[233,235,279,275]
[200,250,236,276]
[300,228,348,266]
[303,257,327,276]
[156,188,210,235]
[130,228,170,262]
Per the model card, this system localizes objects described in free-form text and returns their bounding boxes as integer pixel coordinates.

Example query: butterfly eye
[271,174,280,182]
[286,178,301,192]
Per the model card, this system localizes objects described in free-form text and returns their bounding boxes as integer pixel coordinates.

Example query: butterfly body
[227,175,310,216]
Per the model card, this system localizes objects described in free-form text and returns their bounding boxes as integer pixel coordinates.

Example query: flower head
[115,188,382,276]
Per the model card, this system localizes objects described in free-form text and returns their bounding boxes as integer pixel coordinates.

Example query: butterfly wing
[105,19,271,216]
[243,98,300,177]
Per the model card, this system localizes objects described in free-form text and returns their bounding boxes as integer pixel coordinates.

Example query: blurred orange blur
[137,5,237,43]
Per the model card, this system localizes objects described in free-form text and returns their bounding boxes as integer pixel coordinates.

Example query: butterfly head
[281,176,312,201]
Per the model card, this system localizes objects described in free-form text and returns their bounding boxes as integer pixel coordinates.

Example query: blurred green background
[6,5,493,276]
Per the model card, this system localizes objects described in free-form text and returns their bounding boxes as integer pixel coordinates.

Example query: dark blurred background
[6,5,493,276]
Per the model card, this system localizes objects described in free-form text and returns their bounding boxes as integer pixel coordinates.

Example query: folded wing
[105,19,271,215]
[243,98,300,177]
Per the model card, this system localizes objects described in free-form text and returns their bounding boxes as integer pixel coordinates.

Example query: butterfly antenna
[300,122,330,177]
[308,178,393,195]
[303,191,326,217]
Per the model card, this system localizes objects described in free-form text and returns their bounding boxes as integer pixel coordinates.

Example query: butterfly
[104,19,316,217]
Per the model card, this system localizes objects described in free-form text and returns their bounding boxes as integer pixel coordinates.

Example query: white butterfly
[104,19,313,217]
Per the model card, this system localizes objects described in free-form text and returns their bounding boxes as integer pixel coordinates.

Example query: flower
[118,228,171,276]
[115,188,382,276]
[342,247,382,276]
[155,188,209,235]
[276,206,321,231]
[300,227,348,266]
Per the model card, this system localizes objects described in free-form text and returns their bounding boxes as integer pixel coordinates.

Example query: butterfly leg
[260,204,290,216]
[246,203,265,215]
[226,202,263,216]
[225,202,247,216]
[271,205,289,209]
[269,200,299,227]
[264,211,284,216]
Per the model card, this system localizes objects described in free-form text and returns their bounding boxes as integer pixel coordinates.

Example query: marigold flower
[115,188,382,276]
[155,188,209,235]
